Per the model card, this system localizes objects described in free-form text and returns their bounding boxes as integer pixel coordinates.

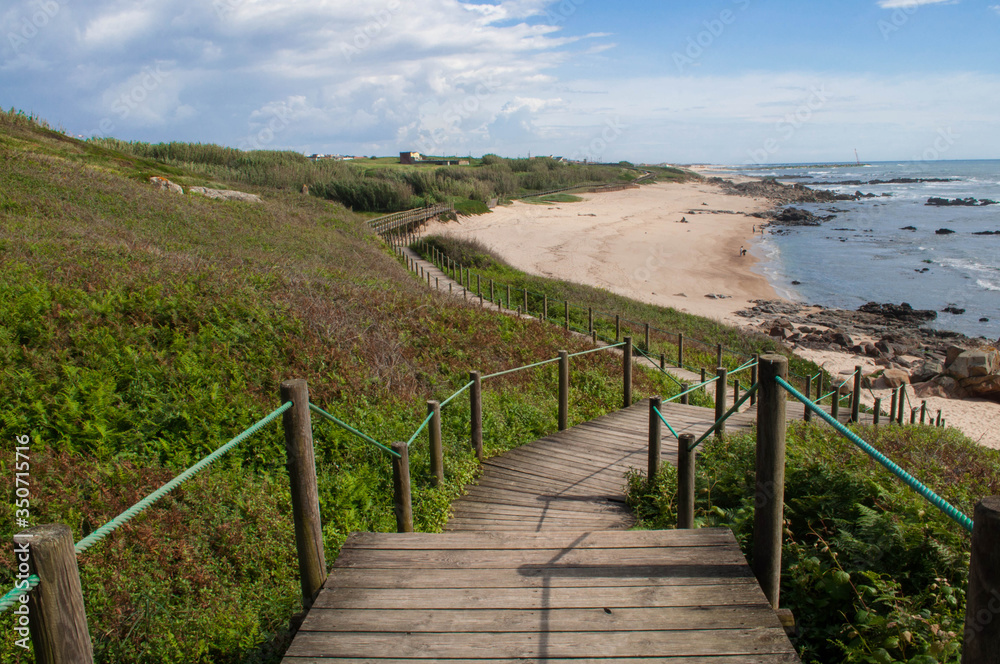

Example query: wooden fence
[368,203,454,237]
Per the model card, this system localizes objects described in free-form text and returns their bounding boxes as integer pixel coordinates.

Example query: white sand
[424,180,1000,449]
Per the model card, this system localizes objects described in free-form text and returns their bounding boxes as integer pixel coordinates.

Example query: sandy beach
[423,179,1000,449]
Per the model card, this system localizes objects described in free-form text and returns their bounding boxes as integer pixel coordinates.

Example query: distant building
[308,154,356,162]
[400,151,421,164]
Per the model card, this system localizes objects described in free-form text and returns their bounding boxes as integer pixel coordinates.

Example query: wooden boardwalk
[283,400,801,662]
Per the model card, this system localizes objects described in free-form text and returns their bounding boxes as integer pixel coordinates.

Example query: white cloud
[877,0,955,8]
[990,4,1000,14]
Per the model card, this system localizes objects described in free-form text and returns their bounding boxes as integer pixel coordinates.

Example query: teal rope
[775,376,973,533]
[440,381,474,408]
[634,346,684,387]
[733,358,758,374]
[0,575,39,614]
[406,411,436,447]
[663,376,718,404]
[690,383,759,451]
[75,402,292,555]
[309,403,400,458]
[652,407,680,439]
[568,342,626,358]
[484,356,561,380]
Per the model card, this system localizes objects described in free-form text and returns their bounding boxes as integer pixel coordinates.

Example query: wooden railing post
[677,434,696,529]
[681,382,690,406]
[873,398,882,425]
[751,354,759,406]
[564,301,569,331]
[648,397,662,481]
[644,323,650,352]
[558,351,570,431]
[920,400,927,424]
[523,288,528,315]
[714,367,728,439]
[623,336,633,408]
[470,370,483,461]
[889,387,898,423]
[615,315,621,343]
[677,333,684,368]
[391,442,414,533]
[588,307,594,334]
[280,379,326,608]
[898,385,907,425]
[803,373,812,422]
[734,379,741,407]
[659,353,666,371]
[963,497,1000,663]
[716,344,723,370]
[753,355,788,610]
[428,400,443,485]
[831,388,840,421]
[851,365,862,423]
[13,524,94,663]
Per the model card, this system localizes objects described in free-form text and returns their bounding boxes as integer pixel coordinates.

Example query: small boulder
[150,176,183,195]
[945,345,967,366]
[188,186,263,204]
[912,381,950,399]
[831,329,854,348]
[957,374,1000,400]
[874,368,911,389]
[911,360,945,383]
[947,349,1000,379]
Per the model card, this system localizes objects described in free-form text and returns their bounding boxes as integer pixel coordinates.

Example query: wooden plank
[284,656,802,663]
[477,463,624,493]
[298,604,783,633]
[341,529,739,550]
[284,627,796,659]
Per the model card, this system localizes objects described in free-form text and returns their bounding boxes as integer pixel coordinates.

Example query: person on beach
[739,245,745,256]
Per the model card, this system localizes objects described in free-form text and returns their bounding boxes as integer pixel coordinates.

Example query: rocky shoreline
[739,299,1000,402]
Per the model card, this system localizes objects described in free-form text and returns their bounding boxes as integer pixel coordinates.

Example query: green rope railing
[652,407,680,439]
[406,411,436,448]
[74,402,292,555]
[483,356,561,380]
[309,403,399,459]
[775,376,973,533]
[568,342,626,357]
[634,346,684,388]
[663,376,718,404]
[440,380,474,408]
[0,575,39,614]
[690,383,759,451]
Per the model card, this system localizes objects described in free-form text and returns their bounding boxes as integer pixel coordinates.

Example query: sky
[2,0,999,164]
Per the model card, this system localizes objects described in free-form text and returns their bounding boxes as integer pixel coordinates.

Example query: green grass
[0,110,690,663]
[524,193,585,204]
[626,421,1000,663]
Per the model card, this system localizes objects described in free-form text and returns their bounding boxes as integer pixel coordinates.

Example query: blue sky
[2,0,998,164]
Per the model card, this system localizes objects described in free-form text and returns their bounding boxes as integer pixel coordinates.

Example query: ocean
[721,160,1000,340]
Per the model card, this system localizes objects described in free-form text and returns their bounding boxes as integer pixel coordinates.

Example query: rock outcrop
[926,197,998,207]
[188,187,263,204]
[150,176,183,195]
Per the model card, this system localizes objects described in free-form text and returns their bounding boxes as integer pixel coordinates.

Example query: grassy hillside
[0,111,684,663]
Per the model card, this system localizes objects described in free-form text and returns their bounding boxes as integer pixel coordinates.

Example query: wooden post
[543,295,548,322]
[804,374,812,422]
[280,379,326,608]
[753,355,788,610]
[911,408,917,425]
[564,301,569,331]
[428,400,443,485]
[13,524,94,663]
[963,497,1000,664]
[851,366,862,423]
[920,400,927,424]
[873,398,882,425]
[681,382,690,406]
[644,323,650,352]
[677,434,696,530]
[623,336,633,408]
[558,351,570,431]
[678,333,684,368]
[714,367,728,439]
[701,368,707,385]
[478,275,483,306]
[588,307,594,334]
[734,379,741,407]
[391,442,414,533]
[490,279,494,302]
[507,284,511,310]
[751,355,759,406]
[615,314,621,343]
[898,385,907,425]
[937,410,943,427]
[523,288,528,315]
[592,330,597,344]
[648,397,662,481]
[831,390,840,421]
[470,371,483,462]
[889,387,898,423]
[716,344,723,370]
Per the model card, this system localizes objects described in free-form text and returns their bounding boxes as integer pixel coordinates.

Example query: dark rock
[926,197,998,207]
[981,317,991,322]
[857,302,937,325]
[935,228,956,235]
[901,225,917,231]
[911,360,945,383]
[791,280,801,285]
[973,231,1000,236]
[942,306,966,315]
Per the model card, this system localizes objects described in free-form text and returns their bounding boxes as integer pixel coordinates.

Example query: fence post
[648,397,662,480]
[490,279,494,302]
[428,400,443,485]
[564,301,569,331]
[681,382,690,406]
[558,351,570,431]
[804,374,812,422]
[659,353,666,371]
[898,385,907,425]
[616,315,621,343]
[714,367,728,439]
[478,275,483,306]
[677,333,684,368]
[963,497,1000,664]
[644,323,650,352]
[588,307,594,334]
[831,389,840,421]
[920,400,927,424]
[910,408,917,425]
[391,442,414,533]
[851,365,862,423]
[543,295,548,322]
[889,387,898,423]
[470,370,483,462]
[873,398,882,425]
[734,379,741,407]
[753,355,788,610]
[716,344,723,370]
[751,355,759,406]
[13,524,94,664]
[701,368,707,386]
[937,410,943,427]
[523,288,528,315]
[677,434,696,530]
[623,336,633,408]
[507,285,511,310]
[280,379,327,608]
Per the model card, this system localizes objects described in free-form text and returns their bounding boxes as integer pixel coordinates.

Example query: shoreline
[423,177,1000,449]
